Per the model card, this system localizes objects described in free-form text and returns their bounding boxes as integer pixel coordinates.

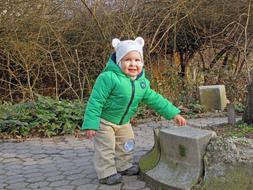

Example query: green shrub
[0,96,85,138]
[234,103,245,113]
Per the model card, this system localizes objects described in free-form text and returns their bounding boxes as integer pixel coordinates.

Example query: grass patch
[203,121,253,139]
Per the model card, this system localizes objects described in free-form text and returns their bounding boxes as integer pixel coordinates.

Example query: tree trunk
[242,70,253,124]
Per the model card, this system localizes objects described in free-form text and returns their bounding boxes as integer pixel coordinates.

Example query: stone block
[199,85,227,111]
[140,126,215,190]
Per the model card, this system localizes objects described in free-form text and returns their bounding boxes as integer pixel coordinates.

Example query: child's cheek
[122,64,128,71]
[122,65,129,75]
[137,66,143,74]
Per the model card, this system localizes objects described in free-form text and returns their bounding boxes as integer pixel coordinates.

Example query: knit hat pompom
[112,37,145,64]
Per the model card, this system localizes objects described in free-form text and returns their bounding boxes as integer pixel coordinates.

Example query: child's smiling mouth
[128,68,137,72]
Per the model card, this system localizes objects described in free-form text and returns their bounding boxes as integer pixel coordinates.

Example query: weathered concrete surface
[196,137,253,190]
[140,126,215,190]
[199,85,227,111]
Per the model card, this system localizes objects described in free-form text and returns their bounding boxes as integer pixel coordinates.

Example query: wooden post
[227,103,236,126]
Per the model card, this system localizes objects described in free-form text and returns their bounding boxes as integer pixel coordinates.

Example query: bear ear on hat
[112,38,120,48]
[135,37,144,47]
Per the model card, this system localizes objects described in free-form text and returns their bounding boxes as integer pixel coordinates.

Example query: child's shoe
[119,165,139,176]
[99,173,122,185]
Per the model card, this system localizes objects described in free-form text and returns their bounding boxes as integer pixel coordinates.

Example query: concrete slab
[140,126,215,190]
[199,85,227,111]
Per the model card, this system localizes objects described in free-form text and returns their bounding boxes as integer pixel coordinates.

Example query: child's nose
[129,61,137,65]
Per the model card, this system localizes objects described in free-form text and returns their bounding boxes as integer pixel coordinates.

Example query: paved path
[0,117,230,190]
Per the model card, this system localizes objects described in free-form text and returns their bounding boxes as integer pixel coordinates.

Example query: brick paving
[0,117,228,190]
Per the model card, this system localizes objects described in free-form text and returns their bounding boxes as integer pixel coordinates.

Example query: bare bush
[0,0,252,104]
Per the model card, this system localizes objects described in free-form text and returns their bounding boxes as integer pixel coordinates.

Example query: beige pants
[93,119,135,179]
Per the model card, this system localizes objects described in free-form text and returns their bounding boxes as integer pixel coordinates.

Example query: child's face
[120,51,143,77]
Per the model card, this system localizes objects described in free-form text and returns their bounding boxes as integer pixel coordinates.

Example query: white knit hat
[112,37,145,64]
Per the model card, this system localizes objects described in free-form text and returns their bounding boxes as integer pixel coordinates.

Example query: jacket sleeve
[142,81,180,120]
[81,72,114,130]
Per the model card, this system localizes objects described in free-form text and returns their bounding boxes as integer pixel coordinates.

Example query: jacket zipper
[119,80,135,125]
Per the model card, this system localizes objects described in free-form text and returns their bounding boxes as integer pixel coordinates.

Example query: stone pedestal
[199,85,227,111]
[139,126,215,190]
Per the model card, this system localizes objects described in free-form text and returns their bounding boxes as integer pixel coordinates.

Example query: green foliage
[236,122,253,131]
[234,103,245,113]
[236,120,253,128]
[0,96,85,138]
[226,121,253,138]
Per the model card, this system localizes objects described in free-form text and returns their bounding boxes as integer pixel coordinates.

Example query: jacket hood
[103,53,145,80]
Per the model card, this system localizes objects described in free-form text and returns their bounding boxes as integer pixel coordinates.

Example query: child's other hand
[173,114,187,126]
[85,130,97,139]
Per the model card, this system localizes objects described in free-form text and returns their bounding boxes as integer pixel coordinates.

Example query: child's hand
[85,130,97,139]
[173,114,186,126]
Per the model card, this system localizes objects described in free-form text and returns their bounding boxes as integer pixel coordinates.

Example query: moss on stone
[198,165,253,190]
[139,128,161,173]
[179,144,187,157]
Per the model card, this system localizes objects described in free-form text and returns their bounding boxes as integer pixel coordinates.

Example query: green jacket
[81,56,180,130]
